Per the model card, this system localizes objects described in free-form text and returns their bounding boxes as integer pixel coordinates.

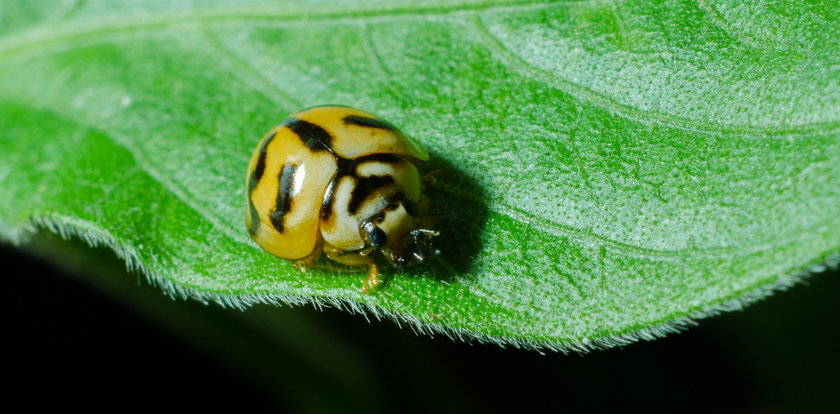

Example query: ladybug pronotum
[246,106,439,292]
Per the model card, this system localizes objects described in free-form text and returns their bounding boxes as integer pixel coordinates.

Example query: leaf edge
[1,213,837,354]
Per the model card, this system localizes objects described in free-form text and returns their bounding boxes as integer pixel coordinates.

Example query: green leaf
[1,0,838,351]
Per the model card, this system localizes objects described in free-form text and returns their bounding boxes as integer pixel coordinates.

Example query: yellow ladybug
[246,106,439,292]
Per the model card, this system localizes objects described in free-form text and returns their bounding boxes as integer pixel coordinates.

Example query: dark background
[3,235,838,413]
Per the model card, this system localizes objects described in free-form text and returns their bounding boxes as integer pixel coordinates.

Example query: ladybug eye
[367,226,387,247]
[376,212,386,223]
[386,203,399,211]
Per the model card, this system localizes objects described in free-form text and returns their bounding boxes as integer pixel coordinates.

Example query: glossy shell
[246,106,428,260]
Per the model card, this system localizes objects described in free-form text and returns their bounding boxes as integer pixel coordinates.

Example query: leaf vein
[2,99,253,248]
[469,14,839,135]
[695,0,808,52]
[0,0,594,59]
[197,26,303,109]
[433,181,835,259]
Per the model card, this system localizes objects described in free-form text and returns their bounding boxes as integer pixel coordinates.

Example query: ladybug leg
[323,245,384,293]
[293,240,322,272]
[418,194,431,215]
[414,215,437,230]
[421,169,445,186]
[362,263,382,294]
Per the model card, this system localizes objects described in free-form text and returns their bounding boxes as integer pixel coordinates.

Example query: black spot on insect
[344,115,399,132]
[320,174,340,222]
[402,195,419,217]
[384,192,417,216]
[321,158,353,222]
[247,198,260,236]
[250,130,276,186]
[348,175,395,215]
[336,157,353,176]
[247,173,262,236]
[284,117,332,152]
[270,163,298,232]
[356,153,401,165]
[247,131,277,236]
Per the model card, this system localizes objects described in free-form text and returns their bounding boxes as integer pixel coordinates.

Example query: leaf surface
[1,0,838,350]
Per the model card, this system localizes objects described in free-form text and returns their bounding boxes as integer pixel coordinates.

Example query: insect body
[246,106,438,292]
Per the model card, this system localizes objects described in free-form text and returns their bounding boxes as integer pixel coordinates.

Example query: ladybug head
[361,200,439,268]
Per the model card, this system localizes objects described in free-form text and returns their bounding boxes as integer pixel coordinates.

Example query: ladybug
[246,106,439,292]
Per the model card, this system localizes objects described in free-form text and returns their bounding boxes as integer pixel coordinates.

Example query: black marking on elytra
[383,192,418,216]
[320,156,356,222]
[320,174,341,222]
[248,198,260,236]
[247,132,277,236]
[336,157,353,176]
[348,175,395,215]
[284,117,332,152]
[270,163,299,233]
[344,115,399,132]
[322,155,395,221]
[402,195,419,217]
[356,153,401,165]
[247,174,262,236]
[251,130,276,187]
